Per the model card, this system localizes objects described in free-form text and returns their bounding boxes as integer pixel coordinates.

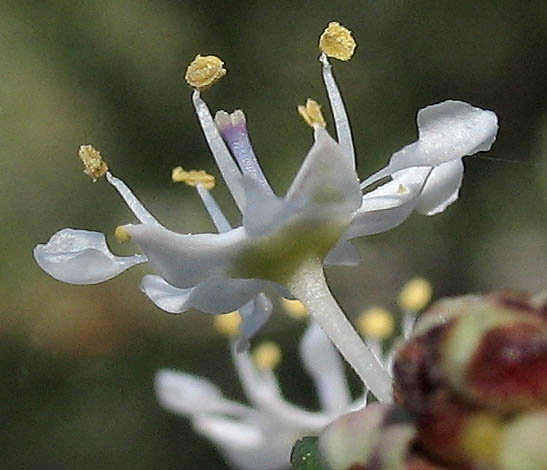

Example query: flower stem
[288,257,393,403]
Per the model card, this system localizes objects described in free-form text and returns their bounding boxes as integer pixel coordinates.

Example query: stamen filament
[195,184,232,233]
[192,90,246,212]
[288,257,393,403]
[105,172,162,227]
[320,53,355,168]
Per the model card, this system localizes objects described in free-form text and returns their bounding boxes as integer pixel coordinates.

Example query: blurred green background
[1,0,546,468]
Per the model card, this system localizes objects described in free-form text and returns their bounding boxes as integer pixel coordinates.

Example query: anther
[398,278,433,312]
[281,298,308,319]
[78,145,108,181]
[357,307,395,340]
[213,312,241,337]
[185,55,227,90]
[319,22,357,61]
[114,225,131,243]
[252,341,282,370]
[297,99,327,128]
[171,167,216,190]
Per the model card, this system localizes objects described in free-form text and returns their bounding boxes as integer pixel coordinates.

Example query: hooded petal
[300,322,351,413]
[344,179,423,239]
[360,100,498,188]
[125,224,248,288]
[155,369,250,417]
[140,274,266,314]
[238,294,273,346]
[285,128,361,215]
[33,228,147,284]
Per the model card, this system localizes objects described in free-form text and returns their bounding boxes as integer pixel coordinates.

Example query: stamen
[397,184,409,194]
[185,55,227,90]
[191,90,246,213]
[252,341,282,370]
[357,307,395,340]
[280,297,308,319]
[214,311,242,337]
[114,225,131,243]
[398,277,433,312]
[79,145,108,181]
[319,22,357,61]
[319,53,355,167]
[195,184,232,233]
[105,172,162,227]
[171,167,215,190]
[297,99,327,129]
[215,110,273,194]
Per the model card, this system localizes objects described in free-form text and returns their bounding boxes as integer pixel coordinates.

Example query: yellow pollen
[280,298,308,319]
[114,226,131,243]
[185,54,227,90]
[171,167,216,190]
[252,341,282,370]
[213,312,241,337]
[297,99,327,129]
[398,278,433,312]
[78,145,108,181]
[357,307,395,339]
[319,22,357,61]
[462,414,503,465]
[397,184,409,194]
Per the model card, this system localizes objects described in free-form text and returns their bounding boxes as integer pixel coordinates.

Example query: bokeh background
[1,1,546,468]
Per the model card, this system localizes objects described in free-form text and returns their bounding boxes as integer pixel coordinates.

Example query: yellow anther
[78,145,108,181]
[357,307,395,339]
[319,22,357,61]
[398,278,433,312]
[252,341,282,370]
[297,99,327,129]
[185,54,227,90]
[114,226,131,243]
[171,167,215,190]
[397,184,409,194]
[281,298,308,319]
[213,312,241,337]
[462,414,503,465]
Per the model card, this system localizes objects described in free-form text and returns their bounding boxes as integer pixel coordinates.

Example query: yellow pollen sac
[357,307,395,339]
[213,312,241,337]
[462,414,503,465]
[397,184,409,194]
[280,298,308,319]
[171,167,215,190]
[185,54,227,90]
[297,99,326,129]
[252,341,282,370]
[78,145,108,181]
[319,22,357,61]
[398,278,433,312]
[114,226,131,243]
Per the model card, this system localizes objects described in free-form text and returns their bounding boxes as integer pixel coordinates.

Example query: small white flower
[155,322,366,470]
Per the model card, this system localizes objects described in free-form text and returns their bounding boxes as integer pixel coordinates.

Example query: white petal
[286,128,361,214]
[33,228,147,284]
[140,274,268,314]
[193,414,295,470]
[300,322,350,413]
[400,159,464,215]
[324,239,360,266]
[155,369,250,417]
[126,224,248,288]
[238,294,273,342]
[344,179,423,239]
[360,100,498,188]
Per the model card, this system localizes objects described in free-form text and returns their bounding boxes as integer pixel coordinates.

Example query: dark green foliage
[291,436,330,470]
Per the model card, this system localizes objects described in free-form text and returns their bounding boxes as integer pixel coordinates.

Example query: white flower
[155,322,366,470]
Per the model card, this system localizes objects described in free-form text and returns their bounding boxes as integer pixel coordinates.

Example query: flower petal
[33,228,147,284]
[344,180,422,239]
[140,274,268,314]
[360,100,498,188]
[155,369,250,417]
[300,322,351,412]
[324,239,360,266]
[286,128,361,215]
[238,293,273,344]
